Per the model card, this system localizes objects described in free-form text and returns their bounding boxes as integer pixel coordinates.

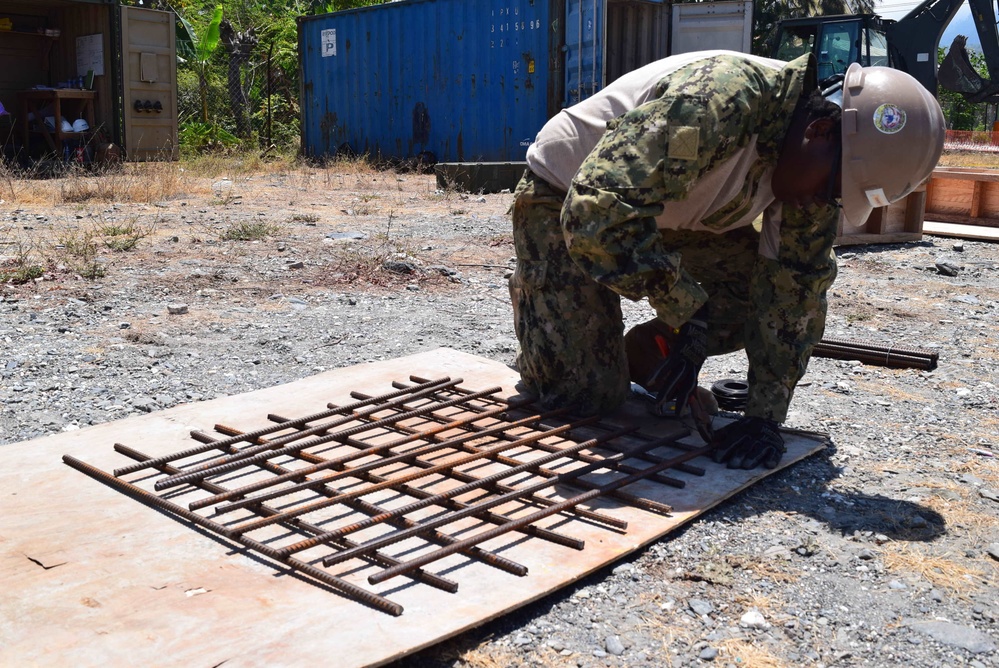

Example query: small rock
[699,646,718,661]
[605,635,625,656]
[611,563,633,576]
[326,231,367,241]
[167,303,189,315]
[383,260,416,274]
[764,545,793,560]
[906,620,997,653]
[287,261,305,270]
[986,544,999,561]
[935,261,960,276]
[740,609,768,629]
[979,488,999,503]
[953,241,965,252]
[689,598,714,616]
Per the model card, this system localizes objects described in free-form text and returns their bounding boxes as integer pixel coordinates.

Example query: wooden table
[17,88,95,153]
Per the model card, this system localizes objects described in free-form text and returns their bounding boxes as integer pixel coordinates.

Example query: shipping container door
[120,6,178,160]
[564,0,604,106]
[298,0,550,163]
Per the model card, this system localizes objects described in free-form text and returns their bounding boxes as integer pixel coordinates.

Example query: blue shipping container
[299,0,669,163]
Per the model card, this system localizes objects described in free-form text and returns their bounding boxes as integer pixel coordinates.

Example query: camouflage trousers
[509,169,760,415]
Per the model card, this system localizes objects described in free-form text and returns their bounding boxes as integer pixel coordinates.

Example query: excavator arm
[937,0,999,102]
[888,0,999,103]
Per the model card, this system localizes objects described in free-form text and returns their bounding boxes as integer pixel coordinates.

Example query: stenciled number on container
[490,5,538,48]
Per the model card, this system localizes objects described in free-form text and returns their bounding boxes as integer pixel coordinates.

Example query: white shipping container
[670,1,753,55]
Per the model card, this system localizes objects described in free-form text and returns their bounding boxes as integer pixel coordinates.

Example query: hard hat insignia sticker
[873,104,906,134]
[865,188,890,208]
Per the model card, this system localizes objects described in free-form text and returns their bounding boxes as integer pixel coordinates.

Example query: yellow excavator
[772,0,999,102]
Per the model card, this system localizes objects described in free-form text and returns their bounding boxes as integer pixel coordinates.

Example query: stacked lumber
[922,167,999,241]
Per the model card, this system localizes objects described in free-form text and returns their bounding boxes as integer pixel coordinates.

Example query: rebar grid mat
[63,375,712,616]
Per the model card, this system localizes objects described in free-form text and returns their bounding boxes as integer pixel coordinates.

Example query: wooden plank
[0,349,825,668]
[927,167,999,228]
[834,231,923,246]
[931,167,999,182]
[926,177,975,217]
[970,180,984,219]
[904,190,927,234]
[923,220,999,241]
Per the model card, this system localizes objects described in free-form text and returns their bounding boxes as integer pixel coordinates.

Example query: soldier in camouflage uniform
[510,51,944,468]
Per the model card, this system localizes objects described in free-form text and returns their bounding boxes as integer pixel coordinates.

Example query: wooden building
[0,0,177,164]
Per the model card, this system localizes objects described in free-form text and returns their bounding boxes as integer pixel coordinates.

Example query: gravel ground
[2,166,997,667]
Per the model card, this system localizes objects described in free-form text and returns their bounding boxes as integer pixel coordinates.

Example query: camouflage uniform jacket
[562,53,840,422]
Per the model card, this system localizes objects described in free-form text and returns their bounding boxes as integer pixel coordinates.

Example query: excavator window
[816,22,859,79]
[775,25,817,62]
[864,29,889,67]
[774,18,890,78]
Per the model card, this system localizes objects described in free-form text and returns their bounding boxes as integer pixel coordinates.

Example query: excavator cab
[773,15,890,82]
[775,1,999,104]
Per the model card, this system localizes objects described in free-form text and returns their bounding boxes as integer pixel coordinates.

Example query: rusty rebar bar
[154,383,505,491]
[813,337,938,370]
[205,419,591,549]
[113,444,459,593]
[398,377,705,480]
[202,426,562,563]
[224,417,600,534]
[277,424,639,557]
[211,417,585,516]
[62,454,405,616]
[262,408,626,530]
[367,443,714,585]
[189,403,557,512]
[113,376,457,477]
[354,388,689,493]
[337,404,673,517]
[320,432,669,570]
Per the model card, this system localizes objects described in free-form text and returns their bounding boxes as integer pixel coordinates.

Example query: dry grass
[920,493,997,541]
[949,456,999,485]
[939,150,999,169]
[726,554,800,584]
[715,637,787,668]
[882,543,989,594]
[418,637,573,668]
[0,151,379,207]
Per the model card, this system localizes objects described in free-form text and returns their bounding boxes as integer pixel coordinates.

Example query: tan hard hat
[838,63,945,227]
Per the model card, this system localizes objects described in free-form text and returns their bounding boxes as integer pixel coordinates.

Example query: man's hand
[644,317,707,418]
[710,416,785,469]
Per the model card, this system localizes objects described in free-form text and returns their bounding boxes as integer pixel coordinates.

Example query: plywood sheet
[0,348,825,667]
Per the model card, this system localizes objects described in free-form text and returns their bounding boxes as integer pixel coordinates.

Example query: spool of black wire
[711,379,749,411]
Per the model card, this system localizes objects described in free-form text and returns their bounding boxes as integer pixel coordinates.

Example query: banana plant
[175,4,223,123]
